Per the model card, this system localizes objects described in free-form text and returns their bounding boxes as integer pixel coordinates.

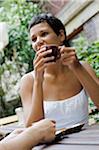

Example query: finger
[36,47,46,55]
[62,56,75,64]
[37,49,52,58]
[36,46,52,56]
[61,51,76,59]
[34,58,45,69]
[44,56,55,63]
[34,49,52,65]
[60,46,75,53]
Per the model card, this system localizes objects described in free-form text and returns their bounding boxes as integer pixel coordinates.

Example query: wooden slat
[0,115,18,125]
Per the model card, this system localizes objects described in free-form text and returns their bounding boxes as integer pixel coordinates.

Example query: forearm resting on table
[26,80,44,127]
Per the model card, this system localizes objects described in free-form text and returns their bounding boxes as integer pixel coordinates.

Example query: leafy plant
[0,0,41,72]
[72,37,99,77]
[0,0,42,117]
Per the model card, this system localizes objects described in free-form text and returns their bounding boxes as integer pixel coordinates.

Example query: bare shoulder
[21,71,34,83]
[19,71,34,95]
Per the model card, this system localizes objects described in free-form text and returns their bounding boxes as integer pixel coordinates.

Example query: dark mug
[45,45,61,62]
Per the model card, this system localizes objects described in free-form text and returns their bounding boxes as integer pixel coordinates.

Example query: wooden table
[0,115,18,126]
[33,124,99,150]
[0,115,21,140]
[0,121,99,150]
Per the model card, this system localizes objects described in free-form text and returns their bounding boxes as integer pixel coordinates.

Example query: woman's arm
[60,46,99,108]
[26,76,44,127]
[72,62,99,108]
[20,47,54,127]
[20,73,44,127]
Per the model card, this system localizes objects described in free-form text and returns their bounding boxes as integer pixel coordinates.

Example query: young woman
[0,119,55,150]
[20,13,99,129]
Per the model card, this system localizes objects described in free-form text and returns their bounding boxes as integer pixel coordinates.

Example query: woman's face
[30,22,64,52]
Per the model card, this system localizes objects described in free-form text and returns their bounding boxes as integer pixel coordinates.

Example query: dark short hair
[29,13,70,46]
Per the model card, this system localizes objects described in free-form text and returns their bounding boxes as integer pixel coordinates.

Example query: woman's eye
[41,32,48,37]
[32,37,37,42]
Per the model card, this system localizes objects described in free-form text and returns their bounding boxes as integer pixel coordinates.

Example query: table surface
[0,121,99,150]
[0,115,18,125]
[33,124,99,150]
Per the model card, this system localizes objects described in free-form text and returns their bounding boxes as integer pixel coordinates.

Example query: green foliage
[72,37,99,77]
[0,0,41,117]
[0,0,41,72]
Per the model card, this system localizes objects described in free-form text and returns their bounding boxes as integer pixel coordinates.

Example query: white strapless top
[44,89,88,130]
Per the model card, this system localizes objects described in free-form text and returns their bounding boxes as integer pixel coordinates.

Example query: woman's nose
[36,37,45,49]
[33,37,46,51]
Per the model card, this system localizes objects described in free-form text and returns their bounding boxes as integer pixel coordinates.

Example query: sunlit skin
[30,22,79,78]
[20,22,99,127]
[29,22,82,98]
[30,22,62,51]
[0,119,56,150]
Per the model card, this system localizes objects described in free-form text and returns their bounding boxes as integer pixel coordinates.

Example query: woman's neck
[44,61,69,77]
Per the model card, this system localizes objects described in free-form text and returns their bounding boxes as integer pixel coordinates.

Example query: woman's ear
[58,29,65,43]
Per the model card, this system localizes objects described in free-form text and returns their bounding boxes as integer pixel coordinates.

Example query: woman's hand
[60,46,80,70]
[33,46,55,81]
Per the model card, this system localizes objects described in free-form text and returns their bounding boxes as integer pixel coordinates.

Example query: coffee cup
[45,45,61,62]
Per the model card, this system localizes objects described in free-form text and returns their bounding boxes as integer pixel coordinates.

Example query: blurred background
[0,0,99,124]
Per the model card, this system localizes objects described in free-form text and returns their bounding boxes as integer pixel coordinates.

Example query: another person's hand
[32,119,56,143]
[1,128,25,142]
[0,119,56,150]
